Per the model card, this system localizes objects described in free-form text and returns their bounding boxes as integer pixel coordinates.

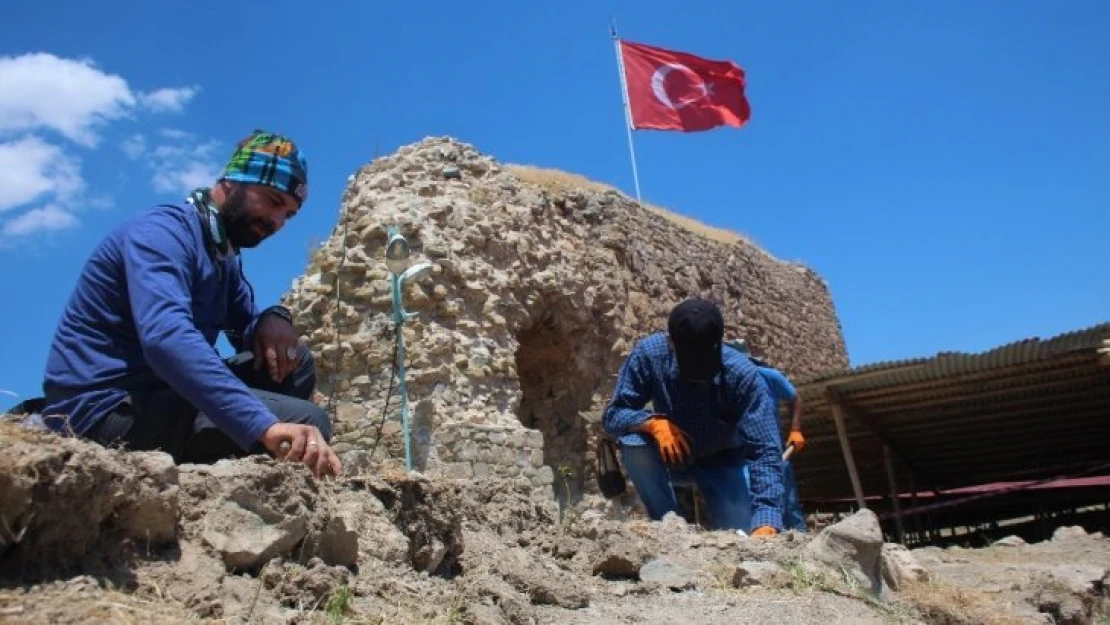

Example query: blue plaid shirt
[602,332,785,530]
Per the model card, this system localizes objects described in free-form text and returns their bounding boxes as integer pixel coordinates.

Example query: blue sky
[1,1,1107,406]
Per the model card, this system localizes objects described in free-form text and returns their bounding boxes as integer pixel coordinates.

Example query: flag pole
[611,22,643,203]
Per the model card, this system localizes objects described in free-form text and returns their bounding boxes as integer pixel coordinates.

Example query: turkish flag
[619,39,751,132]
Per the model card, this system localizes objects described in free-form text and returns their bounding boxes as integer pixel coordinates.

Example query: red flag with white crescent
[619,39,751,132]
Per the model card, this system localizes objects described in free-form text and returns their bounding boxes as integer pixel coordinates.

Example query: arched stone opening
[514,300,611,508]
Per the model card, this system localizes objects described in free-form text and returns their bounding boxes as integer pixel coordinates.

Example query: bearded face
[218,183,298,249]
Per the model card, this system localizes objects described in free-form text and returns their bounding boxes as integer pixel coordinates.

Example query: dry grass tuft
[0,586,206,624]
[504,164,764,250]
[504,164,615,196]
[0,417,56,447]
[899,579,1022,625]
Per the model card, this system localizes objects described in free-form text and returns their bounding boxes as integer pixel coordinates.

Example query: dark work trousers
[85,345,332,464]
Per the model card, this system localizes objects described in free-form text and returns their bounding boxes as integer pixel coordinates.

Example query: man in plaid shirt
[602,298,784,535]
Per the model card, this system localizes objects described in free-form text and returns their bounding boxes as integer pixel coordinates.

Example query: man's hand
[751,526,778,538]
[254,314,303,384]
[259,422,343,479]
[787,429,806,452]
[641,416,692,466]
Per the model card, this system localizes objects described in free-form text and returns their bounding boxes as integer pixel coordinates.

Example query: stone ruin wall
[281,137,848,503]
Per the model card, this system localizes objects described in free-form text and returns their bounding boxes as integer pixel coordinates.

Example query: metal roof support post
[829,398,867,510]
[910,474,921,544]
[826,390,945,498]
[883,444,906,543]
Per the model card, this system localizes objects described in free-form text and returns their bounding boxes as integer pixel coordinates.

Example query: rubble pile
[3,422,1108,624]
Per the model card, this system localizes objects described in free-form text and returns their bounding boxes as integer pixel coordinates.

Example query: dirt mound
[3,422,1109,624]
[912,530,1110,624]
[0,423,179,578]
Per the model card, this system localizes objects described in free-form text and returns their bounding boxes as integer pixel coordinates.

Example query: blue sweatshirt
[602,333,785,530]
[41,201,278,450]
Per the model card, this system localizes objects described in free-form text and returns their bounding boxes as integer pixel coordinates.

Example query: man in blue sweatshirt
[39,129,341,479]
[602,298,784,535]
[739,342,808,532]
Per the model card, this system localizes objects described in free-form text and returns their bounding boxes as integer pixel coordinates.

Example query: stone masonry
[280,137,848,503]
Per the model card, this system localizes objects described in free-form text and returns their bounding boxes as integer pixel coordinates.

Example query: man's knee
[289,344,318,401]
[307,404,333,442]
[288,401,332,442]
[619,442,664,477]
[262,390,334,442]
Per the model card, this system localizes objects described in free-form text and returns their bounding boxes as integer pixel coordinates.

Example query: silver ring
[285,346,299,360]
[308,440,318,447]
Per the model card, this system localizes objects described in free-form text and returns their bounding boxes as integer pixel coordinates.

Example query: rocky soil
[2,421,1107,625]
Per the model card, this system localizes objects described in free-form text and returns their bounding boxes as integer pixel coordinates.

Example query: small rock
[993,535,1026,547]
[1035,588,1089,625]
[658,511,693,537]
[802,508,884,594]
[880,543,929,591]
[536,466,554,485]
[1045,564,1108,597]
[639,558,697,591]
[462,603,507,625]
[359,516,410,565]
[442,165,461,180]
[338,449,376,475]
[414,537,447,573]
[201,501,308,571]
[732,561,785,588]
[1051,525,1087,541]
[314,502,361,567]
[127,451,178,486]
[575,510,605,540]
[115,451,180,544]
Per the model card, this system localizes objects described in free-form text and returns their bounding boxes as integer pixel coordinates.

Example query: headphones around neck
[187,188,230,258]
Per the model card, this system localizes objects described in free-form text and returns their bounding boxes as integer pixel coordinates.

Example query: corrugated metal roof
[797,321,1110,391]
[787,321,1110,510]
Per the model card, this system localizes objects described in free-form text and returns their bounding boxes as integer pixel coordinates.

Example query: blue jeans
[738,459,806,531]
[620,441,753,532]
[781,461,807,531]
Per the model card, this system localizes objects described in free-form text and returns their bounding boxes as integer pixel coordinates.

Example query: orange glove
[751,526,778,538]
[642,416,692,466]
[787,429,805,453]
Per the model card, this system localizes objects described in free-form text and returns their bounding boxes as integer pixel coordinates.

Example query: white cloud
[153,159,221,194]
[126,130,224,194]
[121,134,146,160]
[138,86,199,113]
[0,136,84,213]
[0,53,135,147]
[0,52,210,242]
[87,194,115,210]
[158,128,192,141]
[1,204,79,236]
[0,53,200,147]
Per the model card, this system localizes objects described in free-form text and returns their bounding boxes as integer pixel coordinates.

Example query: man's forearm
[239,305,295,350]
[790,399,803,431]
[602,406,651,438]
